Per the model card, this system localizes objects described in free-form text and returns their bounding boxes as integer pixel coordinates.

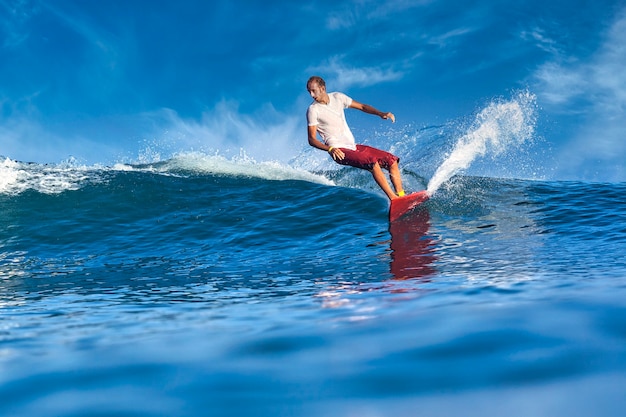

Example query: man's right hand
[329,147,345,161]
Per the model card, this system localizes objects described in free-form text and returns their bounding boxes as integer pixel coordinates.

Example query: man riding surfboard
[305,76,406,200]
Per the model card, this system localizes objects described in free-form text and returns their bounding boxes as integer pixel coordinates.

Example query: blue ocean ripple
[2,168,626,416]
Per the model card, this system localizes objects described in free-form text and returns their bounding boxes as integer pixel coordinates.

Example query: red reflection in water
[389,208,436,280]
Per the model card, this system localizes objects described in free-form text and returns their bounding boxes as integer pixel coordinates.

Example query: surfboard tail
[389,191,429,222]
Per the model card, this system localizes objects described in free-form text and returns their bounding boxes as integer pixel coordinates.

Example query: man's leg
[389,161,404,196]
[371,163,398,200]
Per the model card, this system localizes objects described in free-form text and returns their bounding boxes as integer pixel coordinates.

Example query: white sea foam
[126,151,336,186]
[1,150,334,196]
[427,91,537,195]
[0,158,20,193]
[0,157,99,195]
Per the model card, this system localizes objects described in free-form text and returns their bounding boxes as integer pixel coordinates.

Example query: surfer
[306,76,405,200]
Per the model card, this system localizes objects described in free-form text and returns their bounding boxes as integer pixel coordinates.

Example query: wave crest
[1,152,334,196]
[0,157,98,196]
[118,151,335,185]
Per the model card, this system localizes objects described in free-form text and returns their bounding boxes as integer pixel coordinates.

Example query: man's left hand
[382,112,395,123]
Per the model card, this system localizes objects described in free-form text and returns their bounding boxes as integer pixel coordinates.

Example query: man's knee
[369,162,382,172]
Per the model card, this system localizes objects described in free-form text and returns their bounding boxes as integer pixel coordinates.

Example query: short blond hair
[307,76,325,88]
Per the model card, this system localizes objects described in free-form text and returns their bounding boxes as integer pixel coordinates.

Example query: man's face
[307,82,326,103]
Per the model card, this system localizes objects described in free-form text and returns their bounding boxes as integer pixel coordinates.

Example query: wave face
[2,150,626,416]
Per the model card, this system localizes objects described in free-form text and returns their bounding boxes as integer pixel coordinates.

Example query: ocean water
[2,95,626,416]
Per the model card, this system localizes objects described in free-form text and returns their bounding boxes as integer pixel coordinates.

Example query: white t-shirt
[306,92,357,150]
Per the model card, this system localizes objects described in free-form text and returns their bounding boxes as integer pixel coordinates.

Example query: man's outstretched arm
[349,100,395,123]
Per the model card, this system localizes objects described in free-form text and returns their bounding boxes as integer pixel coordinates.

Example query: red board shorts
[335,145,399,170]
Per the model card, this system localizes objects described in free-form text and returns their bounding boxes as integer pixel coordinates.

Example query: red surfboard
[389,191,429,222]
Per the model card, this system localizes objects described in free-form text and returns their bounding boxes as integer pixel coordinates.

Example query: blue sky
[1,0,625,181]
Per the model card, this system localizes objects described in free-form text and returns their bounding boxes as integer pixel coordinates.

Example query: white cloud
[326,0,434,30]
[308,56,404,90]
[0,99,303,166]
[426,26,475,49]
[0,113,114,164]
[520,27,561,55]
[533,61,589,109]
[534,8,626,114]
[133,101,302,164]
[325,0,432,30]
[326,6,358,30]
[531,7,626,181]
